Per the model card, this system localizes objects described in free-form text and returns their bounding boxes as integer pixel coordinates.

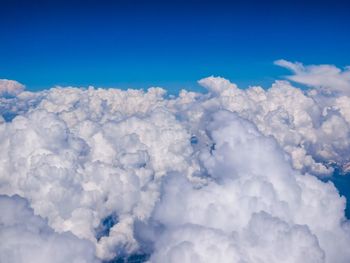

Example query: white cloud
[149,214,326,263]
[0,79,25,96]
[0,195,99,263]
[0,63,350,262]
[148,111,349,262]
[274,59,350,94]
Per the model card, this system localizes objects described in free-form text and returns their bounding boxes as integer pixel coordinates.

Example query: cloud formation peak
[0,79,25,96]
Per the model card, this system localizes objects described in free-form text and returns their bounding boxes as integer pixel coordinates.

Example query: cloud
[0,195,99,263]
[149,213,326,263]
[148,111,349,262]
[275,59,350,94]
[0,62,350,262]
[195,75,350,174]
[0,79,25,96]
[0,88,193,260]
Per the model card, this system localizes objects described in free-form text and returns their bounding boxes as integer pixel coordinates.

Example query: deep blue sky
[1,0,349,92]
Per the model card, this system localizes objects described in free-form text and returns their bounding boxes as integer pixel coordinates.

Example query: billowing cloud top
[0,61,350,263]
[0,79,25,96]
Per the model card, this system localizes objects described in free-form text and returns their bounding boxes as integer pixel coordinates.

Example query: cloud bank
[0,60,350,262]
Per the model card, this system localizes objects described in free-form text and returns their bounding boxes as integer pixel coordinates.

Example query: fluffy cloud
[195,73,350,175]
[0,61,350,262]
[149,214,326,263]
[0,79,25,96]
[0,87,193,260]
[0,195,99,263]
[148,111,349,263]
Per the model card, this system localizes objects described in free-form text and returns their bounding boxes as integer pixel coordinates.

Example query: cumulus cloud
[147,111,349,262]
[0,195,99,263]
[149,214,326,263]
[0,79,25,96]
[0,61,350,262]
[195,74,350,174]
[147,112,350,262]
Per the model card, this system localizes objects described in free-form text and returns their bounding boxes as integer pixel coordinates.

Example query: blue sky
[1,0,349,93]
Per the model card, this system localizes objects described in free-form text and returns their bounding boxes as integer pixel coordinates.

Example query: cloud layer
[0,60,350,262]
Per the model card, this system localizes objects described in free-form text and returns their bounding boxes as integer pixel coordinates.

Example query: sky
[0,0,350,92]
